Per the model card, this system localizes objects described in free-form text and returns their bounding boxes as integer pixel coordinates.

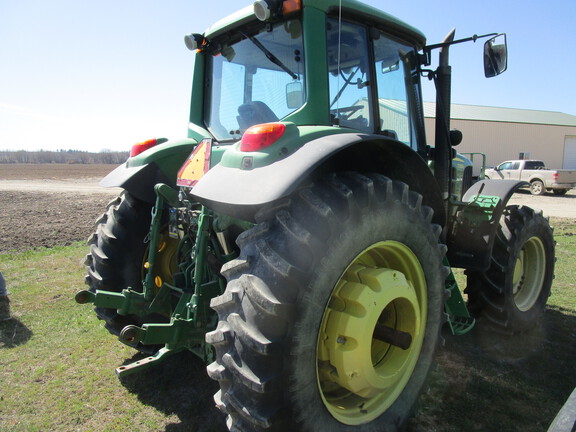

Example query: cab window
[326,18,423,149]
[327,19,371,132]
[373,30,420,146]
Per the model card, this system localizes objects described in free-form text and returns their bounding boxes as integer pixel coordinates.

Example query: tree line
[0,150,129,164]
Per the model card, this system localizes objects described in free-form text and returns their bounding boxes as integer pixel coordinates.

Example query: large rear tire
[84,191,178,338]
[465,205,555,334]
[206,173,447,431]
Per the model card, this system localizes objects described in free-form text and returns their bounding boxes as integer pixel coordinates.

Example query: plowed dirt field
[0,163,574,253]
[0,164,119,253]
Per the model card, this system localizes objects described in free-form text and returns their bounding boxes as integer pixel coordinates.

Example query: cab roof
[203,0,426,49]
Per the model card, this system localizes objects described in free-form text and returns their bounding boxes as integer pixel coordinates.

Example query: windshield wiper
[241,31,297,79]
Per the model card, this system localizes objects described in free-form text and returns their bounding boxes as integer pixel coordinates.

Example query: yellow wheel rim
[316,241,427,425]
[512,236,546,311]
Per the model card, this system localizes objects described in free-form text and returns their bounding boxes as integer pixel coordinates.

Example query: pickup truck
[485,160,576,195]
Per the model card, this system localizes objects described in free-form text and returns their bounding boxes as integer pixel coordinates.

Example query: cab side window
[373,31,420,146]
[327,19,371,131]
[325,18,422,148]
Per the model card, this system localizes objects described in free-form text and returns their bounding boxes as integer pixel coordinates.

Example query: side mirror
[484,34,507,77]
[286,81,304,109]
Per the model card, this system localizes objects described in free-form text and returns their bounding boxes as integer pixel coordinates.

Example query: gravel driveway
[507,189,576,219]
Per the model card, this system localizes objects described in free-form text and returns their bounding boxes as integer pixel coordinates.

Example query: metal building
[423,103,576,169]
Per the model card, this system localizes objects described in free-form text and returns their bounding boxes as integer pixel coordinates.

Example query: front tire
[206,173,447,431]
[465,205,555,334]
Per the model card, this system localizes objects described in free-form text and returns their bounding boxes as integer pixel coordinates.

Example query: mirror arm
[423,32,499,64]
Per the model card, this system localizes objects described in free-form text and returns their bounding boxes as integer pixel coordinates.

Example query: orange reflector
[154,276,163,288]
[177,138,212,187]
[240,123,286,152]
[130,138,158,157]
[283,0,301,14]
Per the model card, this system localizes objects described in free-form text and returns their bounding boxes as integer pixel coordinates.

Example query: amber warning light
[177,139,212,187]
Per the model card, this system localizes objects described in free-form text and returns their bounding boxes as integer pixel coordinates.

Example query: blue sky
[1,0,574,152]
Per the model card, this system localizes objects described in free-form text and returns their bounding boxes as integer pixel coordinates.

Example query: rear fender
[447,179,527,270]
[100,138,198,203]
[191,133,445,224]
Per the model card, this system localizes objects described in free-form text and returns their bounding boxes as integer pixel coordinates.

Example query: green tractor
[76,0,555,430]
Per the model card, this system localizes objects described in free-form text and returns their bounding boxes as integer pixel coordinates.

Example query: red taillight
[130,138,159,157]
[240,123,286,152]
[553,172,558,181]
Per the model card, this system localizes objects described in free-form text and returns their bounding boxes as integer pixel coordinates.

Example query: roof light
[240,123,286,152]
[253,0,284,21]
[184,33,205,51]
[254,0,272,21]
[130,138,161,157]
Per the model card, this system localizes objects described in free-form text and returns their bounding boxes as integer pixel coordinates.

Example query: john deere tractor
[76,1,555,430]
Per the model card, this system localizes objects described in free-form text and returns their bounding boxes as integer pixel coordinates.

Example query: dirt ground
[0,163,574,253]
[0,164,119,253]
[508,188,576,219]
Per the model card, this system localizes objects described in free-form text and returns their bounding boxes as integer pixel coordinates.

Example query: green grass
[0,219,574,431]
[0,243,223,432]
[549,218,576,309]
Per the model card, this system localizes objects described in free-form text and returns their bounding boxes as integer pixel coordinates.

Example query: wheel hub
[317,241,427,425]
[512,236,546,311]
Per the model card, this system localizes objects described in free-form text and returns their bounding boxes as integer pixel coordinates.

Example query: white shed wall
[424,118,576,169]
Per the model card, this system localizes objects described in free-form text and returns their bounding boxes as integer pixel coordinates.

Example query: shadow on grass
[119,351,227,432]
[115,306,575,432]
[0,317,32,348]
[409,306,576,432]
